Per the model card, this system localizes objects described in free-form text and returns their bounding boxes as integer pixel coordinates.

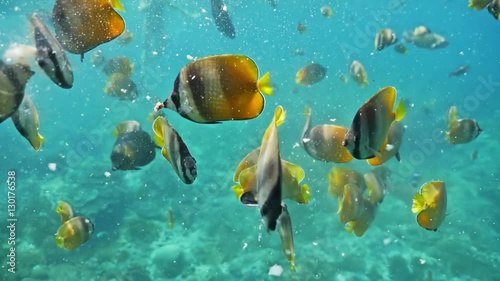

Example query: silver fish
[211,0,236,38]
[277,203,295,271]
[11,95,44,151]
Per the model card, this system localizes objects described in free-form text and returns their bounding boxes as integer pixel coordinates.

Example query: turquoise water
[1,0,499,280]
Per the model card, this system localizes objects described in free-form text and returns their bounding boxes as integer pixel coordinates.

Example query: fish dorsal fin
[282,160,305,182]
[152,116,166,144]
[411,193,425,213]
[394,99,406,121]
[275,106,286,127]
[420,182,439,206]
[257,72,273,96]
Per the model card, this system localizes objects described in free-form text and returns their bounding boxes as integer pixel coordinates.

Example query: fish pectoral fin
[283,161,305,182]
[257,72,273,96]
[394,99,406,121]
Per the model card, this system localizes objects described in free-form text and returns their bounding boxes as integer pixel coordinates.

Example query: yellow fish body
[338,183,364,224]
[364,172,385,204]
[11,95,44,151]
[327,167,365,198]
[412,181,447,231]
[55,216,94,250]
[158,54,272,123]
[295,63,327,86]
[345,198,377,237]
[301,106,353,163]
[52,0,126,58]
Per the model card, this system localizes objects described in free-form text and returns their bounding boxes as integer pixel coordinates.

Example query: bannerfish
[155,54,272,124]
[367,121,405,166]
[338,183,364,224]
[349,60,368,87]
[152,116,197,184]
[29,12,74,89]
[56,201,75,223]
[446,106,482,144]
[364,172,385,204]
[295,63,327,86]
[211,0,235,38]
[345,198,377,237]
[403,26,448,49]
[110,121,156,171]
[52,0,126,60]
[469,0,493,10]
[301,106,353,163]
[448,65,469,77]
[232,158,310,206]
[104,73,138,101]
[256,106,285,231]
[277,203,295,271]
[327,167,366,198]
[488,0,500,20]
[113,120,141,137]
[374,28,397,51]
[320,5,333,18]
[11,95,44,150]
[55,216,94,250]
[412,181,447,231]
[0,60,34,124]
[343,86,406,160]
[394,43,408,54]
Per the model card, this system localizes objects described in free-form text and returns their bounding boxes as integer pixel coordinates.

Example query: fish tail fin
[304,106,311,117]
[110,0,125,11]
[301,184,311,204]
[274,106,286,127]
[411,193,425,213]
[345,222,354,234]
[290,263,296,271]
[231,184,244,199]
[257,72,273,96]
[35,134,44,150]
[394,99,406,121]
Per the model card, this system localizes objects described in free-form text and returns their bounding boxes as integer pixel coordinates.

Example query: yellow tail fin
[394,99,406,122]
[304,106,311,117]
[231,184,244,199]
[110,0,125,12]
[274,106,286,127]
[257,72,273,96]
[411,193,425,213]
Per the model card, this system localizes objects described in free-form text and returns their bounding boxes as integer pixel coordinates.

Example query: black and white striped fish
[152,116,197,184]
[0,59,34,124]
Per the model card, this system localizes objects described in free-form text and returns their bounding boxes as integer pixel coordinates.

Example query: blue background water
[0,0,499,280]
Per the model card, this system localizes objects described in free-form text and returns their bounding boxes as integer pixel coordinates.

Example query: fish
[155,54,272,124]
[167,210,174,229]
[29,12,74,89]
[403,26,448,49]
[266,0,277,8]
[469,0,493,10]
[3,44,37,66]
[10,95,44,150]
[349,60,368,87]
[488,0,500,20]
[103,56,133,77]
[232,158,311,206]
[446,106,482,144]
[291,48,305,56]
[412,181,447,231]
[301,106,353,163]
[343,86,406,160]
[295,63,327,86]
[364,172,385,204]
[0,60,34,124]
[256,106,285,231]
[345,198,377,237]
[116,29,134,45]
[90,50,106,68]
[52,0,126,59]
[448,65,469,77]
[113,120,141,137]
[55,216,94,250]
[338,183,364,224]
[297,22,306,34]
[471,149,478,161]
[327,167,366,198]
[394,43,408,54]
[277,203,295,271]
[152,116,197,184]
[367,121,405,166]
[104,73,138,101]
[56,201,75,223]
[374,28,397,51]
[211,0,236,38]
[110,122,156,171]
[147,110,165,123]
[320,6,333,18]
